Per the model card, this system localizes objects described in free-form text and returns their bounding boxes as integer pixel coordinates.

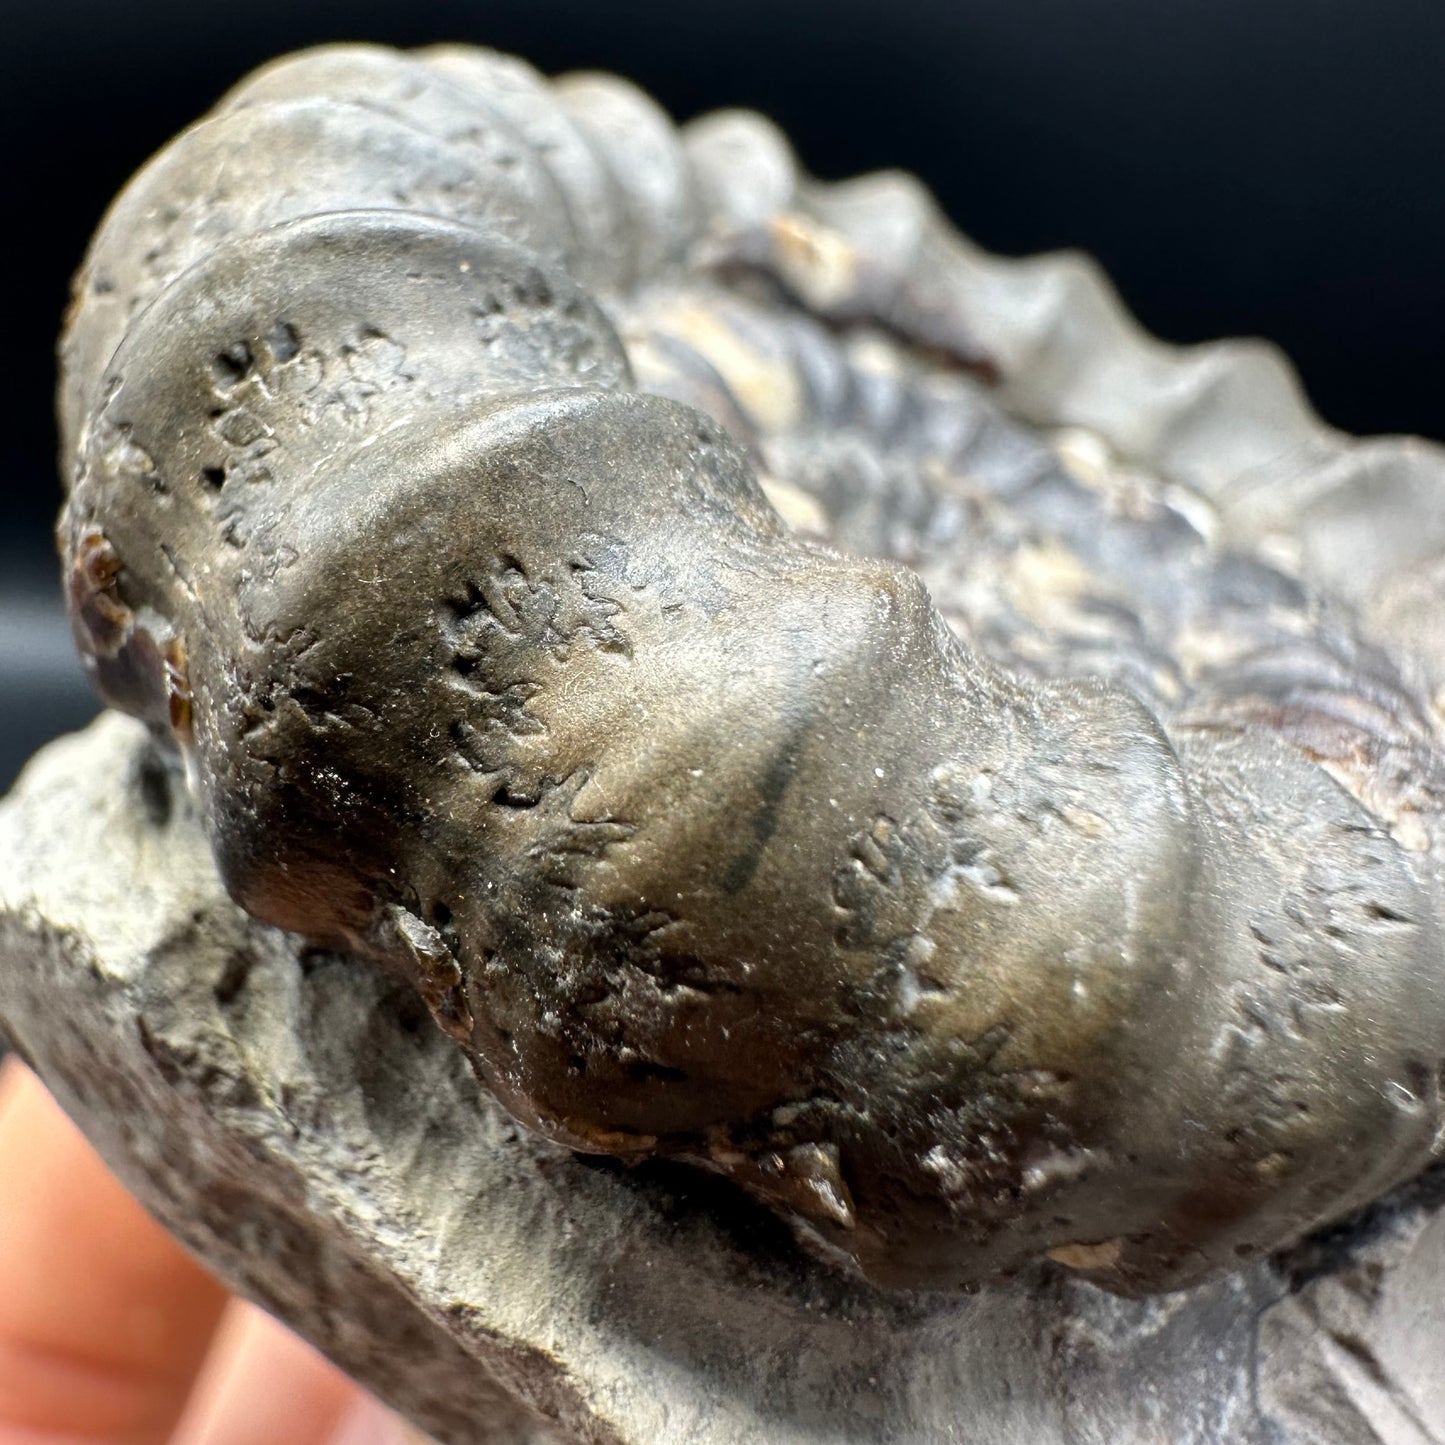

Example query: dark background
[2,0,1442,789]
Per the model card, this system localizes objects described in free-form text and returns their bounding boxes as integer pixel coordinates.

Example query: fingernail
[327,1397,424,1445]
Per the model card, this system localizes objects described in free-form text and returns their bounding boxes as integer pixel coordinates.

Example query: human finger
[169,1299,361,1445]
[0,1058,229,1444]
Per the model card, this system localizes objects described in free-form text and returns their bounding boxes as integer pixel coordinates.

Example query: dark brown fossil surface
[57,43,1445,1298]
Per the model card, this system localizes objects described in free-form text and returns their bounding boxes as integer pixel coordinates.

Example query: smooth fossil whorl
[60,43,1445,1296]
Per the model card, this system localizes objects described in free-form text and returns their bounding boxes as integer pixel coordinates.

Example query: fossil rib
[59,42,1445,1296]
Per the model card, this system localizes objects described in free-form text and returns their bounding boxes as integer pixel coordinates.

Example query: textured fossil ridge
[51,41,1445,1305]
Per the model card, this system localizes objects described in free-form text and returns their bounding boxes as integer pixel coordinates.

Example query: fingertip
[0,1061,228,1443]
[170,1301,358,1445]
[326,1398,433,1445]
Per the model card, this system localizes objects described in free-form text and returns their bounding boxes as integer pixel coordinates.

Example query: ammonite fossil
[59,42,1445,1297]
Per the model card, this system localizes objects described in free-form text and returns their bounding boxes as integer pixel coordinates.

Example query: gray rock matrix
[2,714,1443,1443]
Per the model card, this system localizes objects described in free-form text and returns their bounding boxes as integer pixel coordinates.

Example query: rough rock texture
[1,713,1442,1444]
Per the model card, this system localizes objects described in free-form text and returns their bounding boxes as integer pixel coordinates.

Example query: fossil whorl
[59,42,1445,1297]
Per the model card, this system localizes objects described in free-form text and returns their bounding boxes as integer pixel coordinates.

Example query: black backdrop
[3,0,1443,786]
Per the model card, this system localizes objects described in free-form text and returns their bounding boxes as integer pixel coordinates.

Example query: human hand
[0,1058,430,1445]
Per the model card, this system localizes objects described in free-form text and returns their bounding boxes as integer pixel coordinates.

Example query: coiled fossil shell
[60,42,1445,1297]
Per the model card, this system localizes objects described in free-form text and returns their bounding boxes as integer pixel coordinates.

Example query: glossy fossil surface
[59,43,1445,1296]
